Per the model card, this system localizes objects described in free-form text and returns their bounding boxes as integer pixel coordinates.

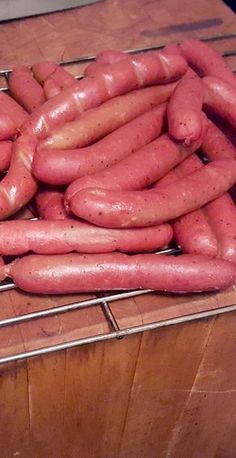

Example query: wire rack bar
[1,302,236,365]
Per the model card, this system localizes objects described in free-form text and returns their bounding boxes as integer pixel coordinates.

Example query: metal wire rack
[0,32,236,365]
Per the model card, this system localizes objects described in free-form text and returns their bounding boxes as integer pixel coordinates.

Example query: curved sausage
[0,91,27,132]
[5,253,236,294]
[202,117,236,160]
[65,132,202,205]
[69,159,236,228]
[0,141,13,172]
[8,65,46,113]
[22,52,187,139]
[39,84,176,150]
[0,219,173,255]
[203,76,236,130]
[167,68,203,143]
[33,103,167,185]
[180,38,236,88]
[36,189,69,220]
[0,135,37,219]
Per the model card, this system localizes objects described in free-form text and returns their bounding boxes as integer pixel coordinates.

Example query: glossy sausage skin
[22,52,187,139]
[39,84,176,150]
[33,104,167,185]
[70,160,236,228]
[0,219,173,255]
[180,39,236,88]
[36,189,69,220]
[0,135,38,219]
[9,65,46,113]
[43,67,77,99]
[205,193,236,263]
[203,76,236,130]
[0,92,27,134]
[154,154,218,257]
[6,253,236,294]
[65,132,202,205]
[202,117,236,160]
[167,68,203,143]
[0,114,16,141]
[0,141,13,172]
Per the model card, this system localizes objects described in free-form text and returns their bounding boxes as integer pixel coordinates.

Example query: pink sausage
[33,104,167,185]
[203,76,236,130]
[36,189,69,220]
[8,65,46,113]
[0,91,27,132]
[0,135,38,219]
[0,141,13,172]
[22,51,187,139]
[167,68,204,143]
[39,84,175,150]
[0,219,173,255]
[180,39,236,88]
[70,159,236,228]
[202,117,236,160]
[0,114,17,141]
[5,253,236,294]
[32,61,59,84]
[65,132,202,205]
[44,66,77,99]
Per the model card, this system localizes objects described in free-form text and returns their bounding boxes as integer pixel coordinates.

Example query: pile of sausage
[0,38,235,295]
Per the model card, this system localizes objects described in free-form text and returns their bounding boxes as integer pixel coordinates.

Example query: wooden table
[0,1,236,457]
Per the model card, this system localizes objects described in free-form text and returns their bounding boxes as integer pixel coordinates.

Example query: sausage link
[203,76,236,130]
[39,84,176,150]
[0,141,13,172]
[22,52,187,139]
[36,189,69,220]
[33,104,167,185]
[5,253,236,294]
[9,65,46,113]
[70,160,236,228]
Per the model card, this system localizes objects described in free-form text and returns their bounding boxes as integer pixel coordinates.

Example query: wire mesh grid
[0,32,236,365]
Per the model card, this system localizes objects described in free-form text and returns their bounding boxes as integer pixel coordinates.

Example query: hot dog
[167,68,203,143]
[43,67,77,99]
[0,135,37,219]
[8,65,46,113]
[0,219,173,255]
[65,132,202,205]
[180,39,236,88]
[39,84,176,150]
[202,117,236,160]
[22,52,187,139]
[69,160,236,228]
[5,253,236,294]
[0,141,13,172]
[32,61,59,84]
[203,76,236,130]
[84,50,129,77]
[36,189,69,220]
[33,103,167,185]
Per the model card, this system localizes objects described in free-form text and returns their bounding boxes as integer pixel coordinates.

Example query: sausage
[22,52,187,139]
[5,253,236,294]
[8,65,46,113]
[0,219,173,255]
[69,159,236,228]
[203,76,236,130]
[0,114,17,141]
[202,117,236,160]
[204,193,236,263]
[154,154,218,257]
[32,61,59,84]
[167,68,204,143]
[65,132,202,205]
[0,91,27,132]
[84,50,129,77]
[43,67,77,99]
[36,189,69,220]
[33,104,167,185]
[39,84,176,150]
[180,39,236,88]
[0,141,13,172]
[0,135,38,219]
